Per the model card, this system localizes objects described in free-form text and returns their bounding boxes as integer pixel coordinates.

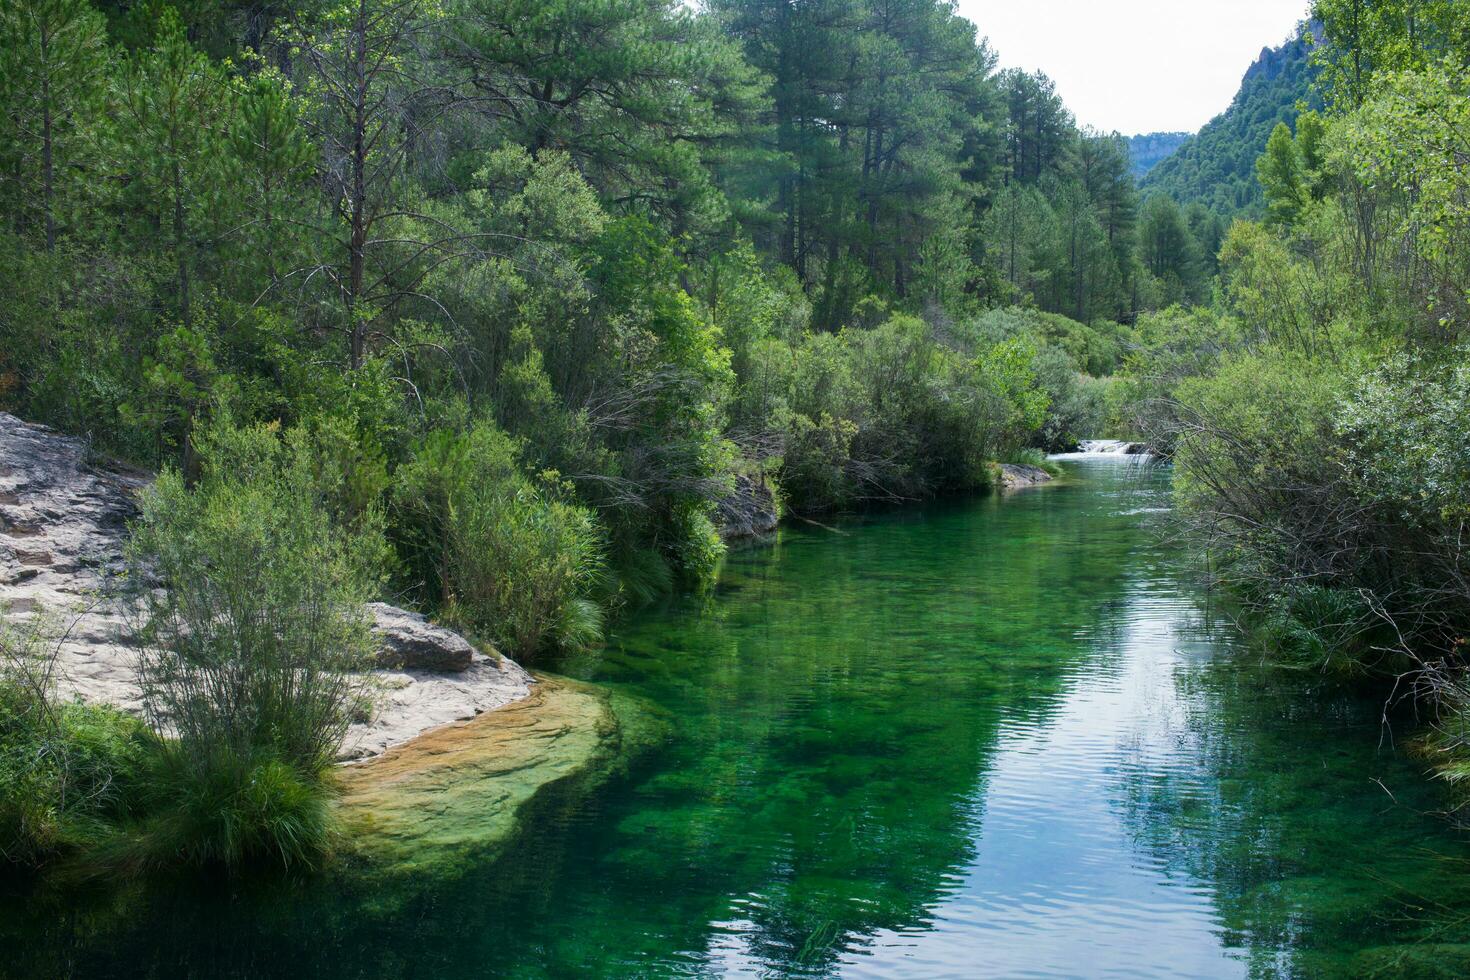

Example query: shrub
[105,749,336,872]
[123,419,385,868]
[392,419,605,657]
[1252,584,1383,674]
[129,419,384,773]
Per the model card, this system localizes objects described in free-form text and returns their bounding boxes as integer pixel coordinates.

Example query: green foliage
[962,306,1122,449]
[1126,5,1470,706]
[736,313,1052,511]
[1253,585,1382,674]
[107,748,336,872]
[129,418,385,777]
[0,0,111,250]
[0,616,152,866]
[1311,0,1470,108]
[391,419,605,657]
[1338,348,1470,525]
[1257,113,1331,228]
[1138,196,1204,304]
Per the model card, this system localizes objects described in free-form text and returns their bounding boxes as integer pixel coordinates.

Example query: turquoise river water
[6,455,1470,978]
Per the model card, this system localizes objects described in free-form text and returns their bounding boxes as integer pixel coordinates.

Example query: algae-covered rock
[339,674,661,877]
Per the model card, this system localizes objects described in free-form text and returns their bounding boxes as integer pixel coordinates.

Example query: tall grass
[0,614,151,867]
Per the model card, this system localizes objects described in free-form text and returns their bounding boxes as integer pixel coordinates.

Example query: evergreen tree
[120,8,235,329]
[0,0,110,250]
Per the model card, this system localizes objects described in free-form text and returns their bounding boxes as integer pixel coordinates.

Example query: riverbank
[8,456,1468,977]
[0,412,539,762]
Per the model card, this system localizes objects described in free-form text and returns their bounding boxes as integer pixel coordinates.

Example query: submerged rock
[340,676,659,875]
[0,412,534,760]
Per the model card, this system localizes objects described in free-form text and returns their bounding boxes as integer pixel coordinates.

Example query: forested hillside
[1141,25,1317,215]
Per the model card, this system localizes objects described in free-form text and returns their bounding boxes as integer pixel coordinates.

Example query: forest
[2,0,1469,879]
[0,0,1216,667]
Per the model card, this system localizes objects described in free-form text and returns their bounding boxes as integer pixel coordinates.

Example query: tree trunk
[348,0,369,370]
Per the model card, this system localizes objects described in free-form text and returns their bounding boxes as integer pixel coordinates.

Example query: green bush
[392,419,605,657]
[1252,584,1383,674]
[738,315,1051,512]
[121,418,385,869]
[104,749,336,872]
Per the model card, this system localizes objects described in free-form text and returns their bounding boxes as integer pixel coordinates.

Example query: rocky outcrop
[369,602,474,672]
[0,414,148,712]
[998,463,1054,491]
[0,412,533,760]
[716,473,780,540]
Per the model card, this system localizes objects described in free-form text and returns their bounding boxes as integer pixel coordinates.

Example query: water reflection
[4,459,1469,978]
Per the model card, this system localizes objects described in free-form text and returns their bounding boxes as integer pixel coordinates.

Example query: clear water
[7,457,1470,978]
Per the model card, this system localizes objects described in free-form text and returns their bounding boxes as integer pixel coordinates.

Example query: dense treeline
[1122,1,1470,812]
[0,0,1188,652]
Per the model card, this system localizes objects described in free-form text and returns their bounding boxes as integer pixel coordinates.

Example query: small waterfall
[1069,440,1151,456]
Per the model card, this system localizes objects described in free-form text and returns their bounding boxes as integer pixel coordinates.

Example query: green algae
[338,675,645,877]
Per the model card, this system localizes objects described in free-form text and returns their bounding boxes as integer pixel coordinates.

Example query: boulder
[999,463,1054,491]
[717,473,780,540]
[368,602,476,673]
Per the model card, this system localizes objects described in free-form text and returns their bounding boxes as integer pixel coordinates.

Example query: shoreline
[0,411,539,763]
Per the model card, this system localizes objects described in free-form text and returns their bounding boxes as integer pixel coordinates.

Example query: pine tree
[120,7,235,328]
[0,0,110,250]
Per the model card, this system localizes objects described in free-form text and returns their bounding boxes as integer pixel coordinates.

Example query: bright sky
[956,0,1312,135]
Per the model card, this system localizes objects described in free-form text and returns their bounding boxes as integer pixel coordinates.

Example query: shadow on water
[5,457,1470,977]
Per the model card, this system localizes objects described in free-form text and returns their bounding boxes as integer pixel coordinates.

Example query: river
[6,455,1470,978]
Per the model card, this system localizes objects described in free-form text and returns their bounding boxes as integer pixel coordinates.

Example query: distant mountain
[1126,132,1190,180]
[1140,24,1320,214]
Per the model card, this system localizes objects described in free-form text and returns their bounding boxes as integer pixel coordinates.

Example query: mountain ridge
[1139,23,1320,214]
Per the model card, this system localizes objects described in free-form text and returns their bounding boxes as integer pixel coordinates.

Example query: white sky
[955,0,1312,135]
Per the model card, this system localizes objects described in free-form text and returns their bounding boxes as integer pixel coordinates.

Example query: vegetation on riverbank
[0,0,1170,673]
[2,419,381,871]
[1121,1,1470,815]
[0,0,1179,876]
[6,0,1466,880]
